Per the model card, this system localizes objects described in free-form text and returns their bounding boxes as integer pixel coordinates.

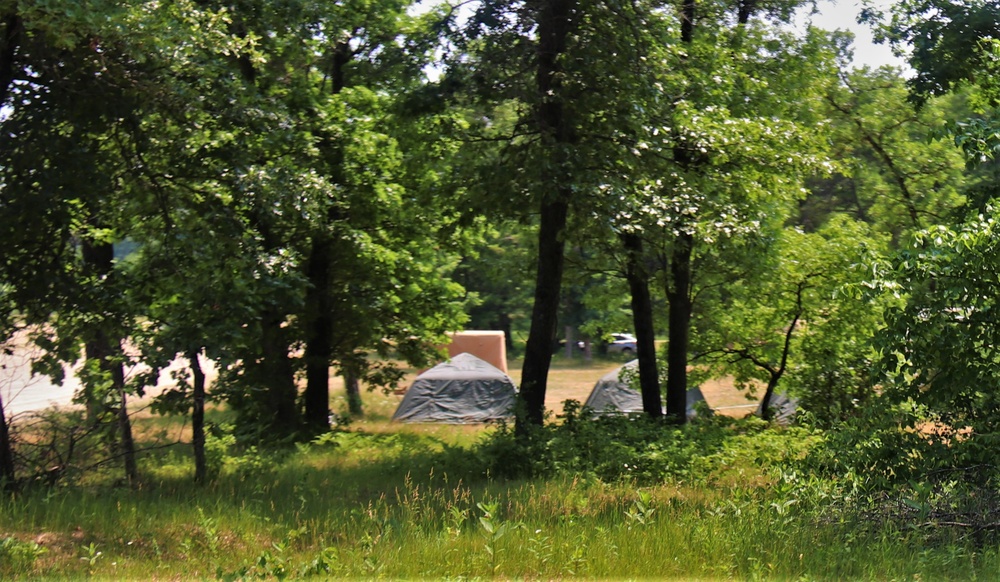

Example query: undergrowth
[0,403,998,579]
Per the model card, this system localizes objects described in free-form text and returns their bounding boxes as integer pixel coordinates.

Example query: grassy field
[1,357,997,580]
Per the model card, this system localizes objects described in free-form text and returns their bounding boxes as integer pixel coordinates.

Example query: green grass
[2,390,999,579]
[3,427,998,580]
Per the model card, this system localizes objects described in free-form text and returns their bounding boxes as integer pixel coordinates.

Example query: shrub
[0,537,46,578]
[473,400,794,485]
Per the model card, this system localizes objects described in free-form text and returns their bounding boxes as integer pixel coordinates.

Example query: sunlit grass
[3,421,997,580]
[2,363,998,579]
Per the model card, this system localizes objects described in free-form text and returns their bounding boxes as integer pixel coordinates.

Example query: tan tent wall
[446,331,507,373]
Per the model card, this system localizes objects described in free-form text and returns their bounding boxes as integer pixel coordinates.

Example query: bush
[0,537,46,578]
[472,400,798,485]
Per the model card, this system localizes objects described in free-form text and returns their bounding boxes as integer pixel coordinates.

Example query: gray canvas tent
[392,353,518,423]
[754,392,798,425]
[583,360,709,418]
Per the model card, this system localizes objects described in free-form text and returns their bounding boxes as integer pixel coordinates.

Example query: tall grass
[2,416,997,580]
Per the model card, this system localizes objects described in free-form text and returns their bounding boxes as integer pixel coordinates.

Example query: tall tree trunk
[0,12,20,106]
[82,239,138,486]
[662,0,697,425]
[303,234,333,432]
[302,41,351,433]
[665,231,693,423]
[112,359,138,487]
[622,232,661,418]
[188,350,207,484]
[0,391,16,492]
[519,201,569,429]
[516,0,577,431]
[344,369,363,417]
[260,311,298,434]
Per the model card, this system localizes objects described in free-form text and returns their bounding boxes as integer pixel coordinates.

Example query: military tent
[583,360,709,418]
[754,392,798,425]
[391,353,518,423]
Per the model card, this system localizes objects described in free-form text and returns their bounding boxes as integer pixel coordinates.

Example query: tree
[446,0,600,428]
[871,205,1000,479]
[875,1,1000,187]
[874,0,1000,100]
[190,0,471,435]
[518,0,578,428]
[0,390,14,491]
[696,217,886,422]
[0,1,202,485]
[803,67,974,242]
[610,1,837,421]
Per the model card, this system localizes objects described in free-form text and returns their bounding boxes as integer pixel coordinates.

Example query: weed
[477,501,513,575]
[79,542,102,577]
[624,490,655,528]
[298,546,341,577]
[561,532,588,576]
[203,425,237,480]
[360,531,380,573]
[445,505,468,538]
[0,537,46,578]
[196,507,221,554]
[525,528,553,568]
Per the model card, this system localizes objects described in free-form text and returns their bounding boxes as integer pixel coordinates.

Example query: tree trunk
[302,41,351,434]
[188,350,207,484]
[662,0,697,425]
[260,311,299,434]
[665,231,693,423]
[303,234,333,433]
[498,312,514,353]
[0,391,16,492]
[516,0,577,432]
[760,282,803,421]
[622,232,661,418]
[345,369,363,417]
[519,200,569,429]
[113,360,138,488]
[82,239,138,486]
[0,12,20,106]
[81,334,137,486]
[760,374,779,422]
[681,0,695,44]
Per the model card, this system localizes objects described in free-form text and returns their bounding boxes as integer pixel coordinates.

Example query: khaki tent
[392,353,518,423]
[445,331,508,373]
[583,360,709,418]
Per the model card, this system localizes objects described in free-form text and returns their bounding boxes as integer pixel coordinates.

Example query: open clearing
[339,354,759,425]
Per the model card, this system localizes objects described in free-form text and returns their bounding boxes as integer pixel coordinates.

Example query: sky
[803,0,910,71]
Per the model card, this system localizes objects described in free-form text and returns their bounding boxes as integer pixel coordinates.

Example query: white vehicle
[605,333,637,356]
